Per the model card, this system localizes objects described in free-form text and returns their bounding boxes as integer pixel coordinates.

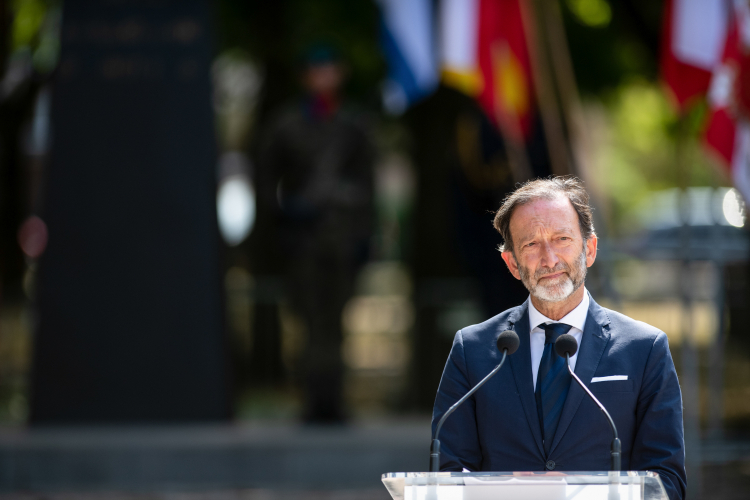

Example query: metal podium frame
[382,471,668,500]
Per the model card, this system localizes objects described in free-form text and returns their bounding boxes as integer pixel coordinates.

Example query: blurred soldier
[258,46,373,423]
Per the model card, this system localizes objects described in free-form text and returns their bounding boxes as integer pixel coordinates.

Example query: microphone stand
[430,350,509,472]
[565,353,621,471]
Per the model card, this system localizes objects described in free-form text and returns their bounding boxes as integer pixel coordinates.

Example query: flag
[704,0,750,203]
[661,0,728,111]
[377,0,439,115]
[439,0,482,96]
[439,0,536,144]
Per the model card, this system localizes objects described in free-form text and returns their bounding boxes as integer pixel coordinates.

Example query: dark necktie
[534,322,573,456]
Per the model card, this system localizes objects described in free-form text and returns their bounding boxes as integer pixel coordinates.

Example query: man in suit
[432,177,686,500]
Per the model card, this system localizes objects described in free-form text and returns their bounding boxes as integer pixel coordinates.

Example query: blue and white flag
[377,0,439,114]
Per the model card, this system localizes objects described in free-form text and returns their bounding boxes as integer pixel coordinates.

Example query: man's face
[501,195,597,303]
[303,62,345,96]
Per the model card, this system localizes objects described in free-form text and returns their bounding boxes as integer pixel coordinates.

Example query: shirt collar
[528,288,590,332]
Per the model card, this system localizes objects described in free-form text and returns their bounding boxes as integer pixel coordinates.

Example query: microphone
[429,330,520,472]
[555,334,621,472]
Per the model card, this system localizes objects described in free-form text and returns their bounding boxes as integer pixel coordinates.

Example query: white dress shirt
[529,289,589,390]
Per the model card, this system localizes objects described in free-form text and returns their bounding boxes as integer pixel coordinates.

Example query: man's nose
[539,242,559,268]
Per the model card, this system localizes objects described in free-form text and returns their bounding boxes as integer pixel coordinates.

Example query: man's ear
[585,234,598,268]
[501,251,522,280]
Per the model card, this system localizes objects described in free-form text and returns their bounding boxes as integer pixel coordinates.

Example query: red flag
[661,0,728,111]
[704,22,739,167]
[703,1,750,203]
[476,0,535,143]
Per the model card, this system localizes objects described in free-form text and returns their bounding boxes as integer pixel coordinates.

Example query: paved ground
[0,420,429,493]
[0,422,747,499]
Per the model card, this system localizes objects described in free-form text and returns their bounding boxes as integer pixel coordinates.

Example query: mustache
[534,262,569,281]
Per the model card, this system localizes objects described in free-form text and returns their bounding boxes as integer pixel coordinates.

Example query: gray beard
[518,245,587,304]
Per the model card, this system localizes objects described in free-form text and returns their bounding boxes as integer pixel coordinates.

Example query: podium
[382,471,668,500]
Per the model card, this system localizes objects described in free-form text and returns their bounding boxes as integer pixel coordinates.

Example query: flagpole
[520,0,571,177]
[538,1,593,177]
[496,119,534,183]
[527,0,624,308]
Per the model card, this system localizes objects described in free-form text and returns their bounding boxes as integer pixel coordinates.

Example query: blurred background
[0,0,749,498]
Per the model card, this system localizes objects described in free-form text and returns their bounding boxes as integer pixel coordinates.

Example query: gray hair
[494,177,595,253]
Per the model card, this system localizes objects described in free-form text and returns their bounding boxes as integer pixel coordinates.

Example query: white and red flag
[703,0,750,202]
[661,0,728,111]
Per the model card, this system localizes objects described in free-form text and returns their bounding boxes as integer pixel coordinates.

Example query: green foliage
[215,0,383,103]
[11,0,46,50]
[612,83,670,158]
[590,81,727,233]
[565,0,612,28]
[9,0,60,74]
[562,0,659,94]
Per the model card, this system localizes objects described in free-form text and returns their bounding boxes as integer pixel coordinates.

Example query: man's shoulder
[457,303,526,344]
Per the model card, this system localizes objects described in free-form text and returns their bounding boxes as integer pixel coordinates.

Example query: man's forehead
[511,195,578,223]
[507,195,580,245]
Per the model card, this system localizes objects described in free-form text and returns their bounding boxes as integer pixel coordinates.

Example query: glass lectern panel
[382,471,667,500]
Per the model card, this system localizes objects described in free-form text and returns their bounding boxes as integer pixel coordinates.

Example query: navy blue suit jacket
[432,294,686,500]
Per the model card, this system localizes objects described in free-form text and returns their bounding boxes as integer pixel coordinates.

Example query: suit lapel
[548,294,611,456]
[507,300,545,458]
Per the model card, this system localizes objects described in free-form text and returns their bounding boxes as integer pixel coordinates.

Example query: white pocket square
[591,375,628,383]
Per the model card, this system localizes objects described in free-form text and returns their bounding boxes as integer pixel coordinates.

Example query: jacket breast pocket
[590,379,634,393]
